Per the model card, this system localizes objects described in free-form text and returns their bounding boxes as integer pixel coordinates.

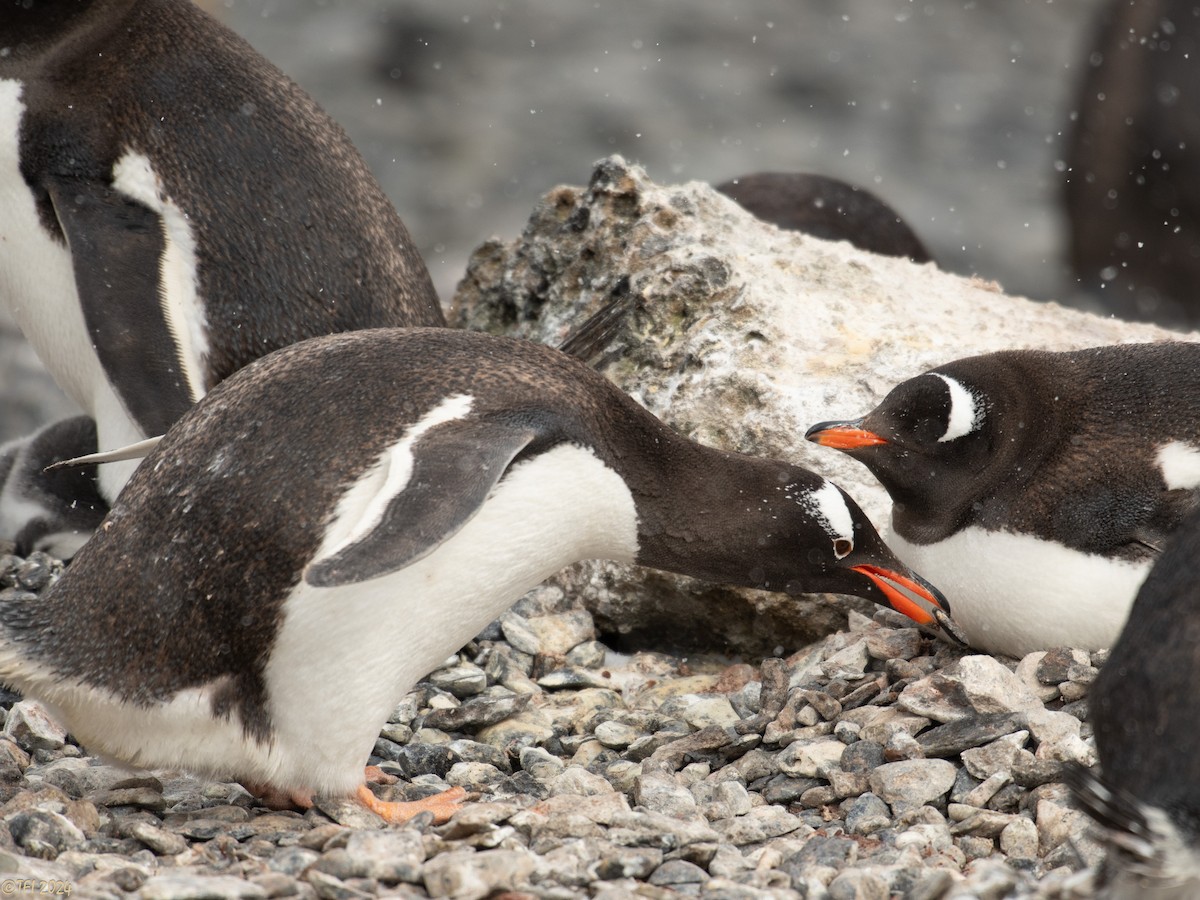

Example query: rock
[3,702,67,753]
[845,793,892,836]
[678,697,741,730]
[140,875,267,900]
[999,816,1040,860]
[452,156,1182,655]
[6,808,84,859]
[711,806,808,845]
[778,739,845,778]
[422,848,536,900]
[342,828,425,884]
[427,662,489,698]
[649,859,709,885]
[868,760,957,813]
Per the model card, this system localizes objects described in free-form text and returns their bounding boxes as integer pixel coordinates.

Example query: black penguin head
[806,369,995,531]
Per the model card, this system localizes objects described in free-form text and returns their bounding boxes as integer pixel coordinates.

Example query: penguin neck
[623,435,800,589]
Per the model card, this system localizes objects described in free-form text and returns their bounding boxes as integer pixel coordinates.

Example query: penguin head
[806,369,994,525]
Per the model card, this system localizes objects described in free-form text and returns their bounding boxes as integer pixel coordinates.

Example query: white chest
[889,524,1150,657]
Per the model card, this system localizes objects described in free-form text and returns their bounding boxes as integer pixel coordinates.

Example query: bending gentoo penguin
[716,173,933,264]
[0,328,956,822]
[0,417,106,560]
[805,342,1200,657]
[1069,505,1200,898]
[0,0,444,507]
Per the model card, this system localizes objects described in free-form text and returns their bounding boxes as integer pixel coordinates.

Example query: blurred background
[6,0,1187,439]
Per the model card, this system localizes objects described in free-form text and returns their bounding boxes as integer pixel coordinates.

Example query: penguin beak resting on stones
[0,328,957,825]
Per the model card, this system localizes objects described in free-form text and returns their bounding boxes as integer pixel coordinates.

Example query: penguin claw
[245,782,315,811]
[363,764,398,786]
[356,784,469,825]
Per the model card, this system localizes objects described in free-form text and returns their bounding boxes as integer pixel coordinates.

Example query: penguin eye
[833,538,853,559]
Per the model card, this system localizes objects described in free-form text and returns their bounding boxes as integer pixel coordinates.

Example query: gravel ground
[0,551,1106,898]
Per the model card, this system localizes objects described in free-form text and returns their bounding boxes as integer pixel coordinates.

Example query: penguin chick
[0,328,955,823]
[0,416,107,560]
[806,342,1200,656]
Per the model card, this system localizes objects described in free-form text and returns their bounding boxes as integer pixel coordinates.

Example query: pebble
[0,546,1118,898]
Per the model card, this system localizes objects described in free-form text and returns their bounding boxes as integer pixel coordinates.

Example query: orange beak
[849,565,966,646]
[806,419,888,450]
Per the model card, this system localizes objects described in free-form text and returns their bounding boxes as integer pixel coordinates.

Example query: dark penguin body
[0,0,444,506]
[806,342,1200,656]
[0,328,954,815]
[716,172,932,264]
[0,416,106,559]
[1070,504,1200,898]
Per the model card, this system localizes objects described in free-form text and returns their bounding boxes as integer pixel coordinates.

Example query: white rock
[778,739,846,778]
[869,759,958,813]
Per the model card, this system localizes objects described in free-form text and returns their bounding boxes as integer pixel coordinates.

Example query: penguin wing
[1133,487,1200,554]
[305,420,539,588]
[44,176,196,437]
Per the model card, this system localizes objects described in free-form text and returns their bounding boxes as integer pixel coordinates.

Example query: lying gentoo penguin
[716,172,933,264]
[0,0,444,508]
[0,417,107,560]
[1069,505,1200,898]
[805,342,1200,657]
[0,328,957,822]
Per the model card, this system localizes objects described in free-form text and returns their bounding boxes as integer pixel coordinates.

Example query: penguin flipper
[44,176,196,437]
[305,421,539,587]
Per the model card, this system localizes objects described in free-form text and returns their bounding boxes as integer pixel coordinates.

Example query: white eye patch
[794,481,855,543]
[933,373,984,443]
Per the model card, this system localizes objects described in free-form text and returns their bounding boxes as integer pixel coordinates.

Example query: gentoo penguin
[0,0,444,508]
[0,328,956,822]
[716,173,932,263]
[1070,505,1200,898]
[805,342,1200,657]
[0,416,107,559]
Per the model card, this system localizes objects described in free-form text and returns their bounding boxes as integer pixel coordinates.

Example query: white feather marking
[315,394,474,563]
[1156,441,1200,490]
[889,525,1150,657]
[795,481,855,542]
[111,151,209,403]
[0,83,170,501]
[0,444,639,795]
[934,373,983,443]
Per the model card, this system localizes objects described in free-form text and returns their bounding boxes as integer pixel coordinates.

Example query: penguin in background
[0,327,960,822]
[0,0,445,528]
[1071,502,1200,898]
[716,172,933,264]
[806,342,1200,657]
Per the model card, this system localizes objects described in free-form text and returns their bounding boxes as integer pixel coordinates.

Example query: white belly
[889,524,1151,658]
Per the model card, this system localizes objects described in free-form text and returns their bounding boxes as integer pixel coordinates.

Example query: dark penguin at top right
[805,342,1200,657]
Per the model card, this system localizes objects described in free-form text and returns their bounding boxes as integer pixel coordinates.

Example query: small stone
[884,730,924,761]
[3,701,66,752]
[844,793,891,835]
[961,771,1013,809]
[649,858,709,885]
[343,828,425,883]
[422,848,536,899]
[128,821,188,856]
[140,875,267,900]
[821,639,871,679]
[868,759,957,813]
[839,740,886,774]
[712,805,807,845]
[428,662,489,698]
[1015,652,1060,702]
[678,696,740,730]
[865,628,922,661]
[6,808,84,859]
[536,667,612,690]
[1000,815,1039,859]
[591,845,664,880]
[633,767,697,817]
[954,656,1044,715]
[519,746,566,781]
[594,720,639,749]
[1036,648,1089,684]
[550,766,613,797]
[778,739,844,778]
[1037,795,1095,855]
[566,640,607,668]
[422,693,531,732]
[961,731,1031,781]
[828,868,890,900]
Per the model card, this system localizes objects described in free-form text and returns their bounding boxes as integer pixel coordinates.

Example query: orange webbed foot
[356,784,468,825]
[244,781,315,811]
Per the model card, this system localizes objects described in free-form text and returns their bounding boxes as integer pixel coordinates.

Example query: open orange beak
[850,564,966,645]
[806,419,888,450]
